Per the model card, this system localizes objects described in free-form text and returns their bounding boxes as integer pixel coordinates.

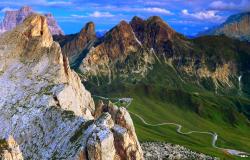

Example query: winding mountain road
[93,95,250,158]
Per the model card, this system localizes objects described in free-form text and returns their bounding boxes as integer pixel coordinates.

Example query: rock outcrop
[0,136,23,160]
[0,6,64,36]
[0,14,143,159]
[199,12,250,41]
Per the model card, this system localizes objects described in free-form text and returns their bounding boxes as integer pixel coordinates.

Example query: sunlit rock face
[79,20,155,84]
[0,6,64,36]
[0,14,143,160]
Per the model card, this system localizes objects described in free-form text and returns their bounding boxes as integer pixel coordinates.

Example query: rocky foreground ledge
[141,142,218,160]
[0,14,143,159]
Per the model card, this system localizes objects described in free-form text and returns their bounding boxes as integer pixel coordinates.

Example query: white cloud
[0,7,16,13]
[89,11,114,18]
[181,9,222,21]
[141,7,173,15]
[209,1,236,11]
[204,27,209,30]
[71,14,86,18]
[46,1,72,6]
[89,5,174,16]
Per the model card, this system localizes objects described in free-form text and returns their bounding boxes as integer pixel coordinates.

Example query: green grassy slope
[128,90,250,159]
[85,62,250,159]
[82,35,250,159]
[91,85,250,159]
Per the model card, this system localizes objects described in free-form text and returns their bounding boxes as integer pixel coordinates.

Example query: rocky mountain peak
[98,20,141,59]
[107,20,137,42]
[130,16,176,56]
[23,14,52,46]
[82,21,95,35]
[44,13,52,17]
[78,21,96,41]
[131,16,144,22]
[0,6,64,36]
[226,12,250,24]
[19,6,33,13]
[45,12,64,35]
[147,15,163,22]
[0,14,53,61]
[58,21,97,63]
[118,20,129,26]
[146,16,175,35]
[78,18,153,81]
[130,16,145,43]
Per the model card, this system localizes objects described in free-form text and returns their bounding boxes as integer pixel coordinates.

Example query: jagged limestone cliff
[0,14,143,160]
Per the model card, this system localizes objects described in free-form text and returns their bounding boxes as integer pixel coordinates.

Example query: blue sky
[0,0,250,35]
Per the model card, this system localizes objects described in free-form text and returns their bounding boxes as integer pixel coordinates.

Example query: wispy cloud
[181,9,223,21]
[209,1,237,11]
[98,6,174,15]
[209,0,250,11]
[89,11,114,18]
[0,7,17,13]
[140,7,173,15]
[0,0,73,7]
[70,11,115,19]
[70,14,87,19]
[46,1,72,6]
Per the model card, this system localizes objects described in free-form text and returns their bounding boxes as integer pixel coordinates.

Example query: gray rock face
[0,14,143,160]
[0,6,64,36]
[198,12,250,41]
[141,142,218,160]
[44,13,64,36]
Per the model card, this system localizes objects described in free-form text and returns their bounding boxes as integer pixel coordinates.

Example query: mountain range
[56,15,250,94]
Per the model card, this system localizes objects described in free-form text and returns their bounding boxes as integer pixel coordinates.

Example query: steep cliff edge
[0,14,143,159]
